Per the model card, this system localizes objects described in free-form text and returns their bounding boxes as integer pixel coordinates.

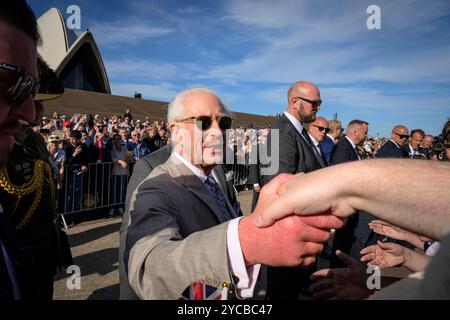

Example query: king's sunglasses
[176,115,233,131]
[0,61,39,104]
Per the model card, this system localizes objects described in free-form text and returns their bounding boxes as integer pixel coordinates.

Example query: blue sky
[30,0,450,137]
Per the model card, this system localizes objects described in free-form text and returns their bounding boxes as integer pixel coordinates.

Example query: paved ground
[53,190,255,300]
[53,190,409,300]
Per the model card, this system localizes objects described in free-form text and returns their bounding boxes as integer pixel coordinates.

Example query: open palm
[360,241,405,269]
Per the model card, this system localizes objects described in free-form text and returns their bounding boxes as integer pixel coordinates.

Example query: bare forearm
[403,248,430,272]
[340,159,450,240]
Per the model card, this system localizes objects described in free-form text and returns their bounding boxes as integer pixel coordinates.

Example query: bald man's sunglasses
[296,96,322,108]
[177,115,233,131]
[0,61,39,104]
[394,132,409,139]
[312,125,331,133]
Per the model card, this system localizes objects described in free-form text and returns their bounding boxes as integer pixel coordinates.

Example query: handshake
[238,159,450,268]
[238,173,345,268]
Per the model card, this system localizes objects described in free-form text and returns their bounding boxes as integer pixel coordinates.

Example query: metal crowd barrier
[231,162,250,187]
[57,158,252,228]
[57,162,131,228]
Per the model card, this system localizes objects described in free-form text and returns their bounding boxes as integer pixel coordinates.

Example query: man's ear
[290,96,299,110]
[169,123,180,144]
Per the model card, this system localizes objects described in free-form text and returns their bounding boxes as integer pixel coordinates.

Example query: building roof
[37,8,110,93]
[43,88,274,128]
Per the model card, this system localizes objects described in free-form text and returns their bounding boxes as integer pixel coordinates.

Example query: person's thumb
[377,240,394,251]
[253,173,294,227]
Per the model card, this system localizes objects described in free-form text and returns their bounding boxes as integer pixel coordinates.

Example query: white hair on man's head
[167,87,231,123]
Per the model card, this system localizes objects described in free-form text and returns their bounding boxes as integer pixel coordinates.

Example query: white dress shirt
[173,152,260,298]
[284,111,304,136]
[345,136,361,160]
[390,139,400,149]
[326,133,336,144]
[409,144,419,157]
[308,133,322,156]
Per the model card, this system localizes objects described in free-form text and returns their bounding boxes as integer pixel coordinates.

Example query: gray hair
[167,88,231,123]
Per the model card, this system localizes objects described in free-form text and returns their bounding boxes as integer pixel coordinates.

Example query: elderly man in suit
[119,144,172,299]
[376,125,409,158]
[260,81,326,299]
[122,88,343,299]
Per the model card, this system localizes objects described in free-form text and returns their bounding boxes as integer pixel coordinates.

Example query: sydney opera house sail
[37,8,110,94]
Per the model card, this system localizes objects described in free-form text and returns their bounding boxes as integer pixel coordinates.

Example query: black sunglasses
[394,132,409,139]
[0,61,39,104]
[312,125,331,133]
[296,96,322,108]
[177,115,233,131]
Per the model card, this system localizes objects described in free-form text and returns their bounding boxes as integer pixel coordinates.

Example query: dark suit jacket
[376,140,407,158]
[122,154,242,299]
[261,114,323,186]
[260,114,324,299]
[0,206,24,299]
[319,135,334,165]
[125,145,173,205]
[330,136,359,165]
[248,142,262,212]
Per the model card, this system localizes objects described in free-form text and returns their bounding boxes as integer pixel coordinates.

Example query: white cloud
[212,0,450,86]
[225,0,306,29]
[358,46,450,83]
[105,59,178,80]
[90,21,173,47]
[322,86,450,114]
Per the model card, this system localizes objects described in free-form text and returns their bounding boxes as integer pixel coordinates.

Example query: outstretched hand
[360,241,405,269]
[308,250,372,300]
[369,220,409,241]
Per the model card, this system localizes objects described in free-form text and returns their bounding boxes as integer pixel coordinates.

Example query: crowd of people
[1,0,450,301]
[33,106,450,219]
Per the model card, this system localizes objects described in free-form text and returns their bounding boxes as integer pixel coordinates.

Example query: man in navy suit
[331,120,368,165]
[376,125,409,158]
[320,119,343,165]
[330,119,368,267]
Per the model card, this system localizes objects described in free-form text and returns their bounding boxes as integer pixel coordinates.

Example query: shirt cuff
[227,217,261,299]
